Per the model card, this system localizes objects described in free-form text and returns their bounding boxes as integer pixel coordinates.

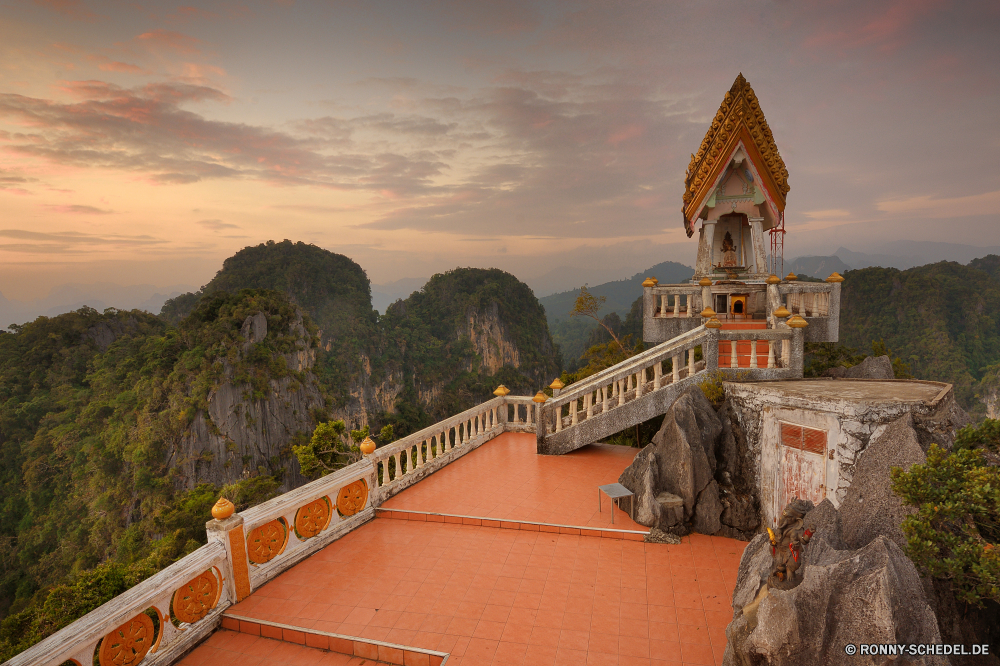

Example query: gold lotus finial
[766,274,780,285]
[785,272,798,281]
[826,272,844,283]
[641,277,656,288]
[549,378,565,390]
[705,317,722,329]
[786,315,809,328]
[774,306,791,318]
[698,277,713,287]
[212,497,235,520]
[700,306,716,318]
[493,385,510,397]
[532,391,548,404]
[359,436,376,456]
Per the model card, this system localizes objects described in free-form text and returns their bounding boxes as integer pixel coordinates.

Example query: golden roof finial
[212,497,235,520]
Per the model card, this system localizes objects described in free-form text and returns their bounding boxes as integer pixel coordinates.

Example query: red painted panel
[802,427,826,454]
[780,423,802,448]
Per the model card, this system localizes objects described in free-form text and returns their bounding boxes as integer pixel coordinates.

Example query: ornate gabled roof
[683,74,789,234]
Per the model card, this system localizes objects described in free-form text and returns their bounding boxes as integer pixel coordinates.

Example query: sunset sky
[1,0,998,300]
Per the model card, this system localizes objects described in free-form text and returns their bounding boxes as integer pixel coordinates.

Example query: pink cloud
[136,30,202,55]
[33,0,95,20]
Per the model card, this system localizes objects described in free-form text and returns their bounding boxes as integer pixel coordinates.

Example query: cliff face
[167,311,322,492]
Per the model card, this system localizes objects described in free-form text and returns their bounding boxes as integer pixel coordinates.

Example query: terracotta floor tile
[191,433,749,666]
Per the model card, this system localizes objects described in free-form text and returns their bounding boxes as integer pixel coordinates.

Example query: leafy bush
[955,418,1000,454]
[891,443,1000,607]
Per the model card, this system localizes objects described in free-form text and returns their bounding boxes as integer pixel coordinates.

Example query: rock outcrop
[724,500,948,666]
[619,388,757,536]
[166,312,322,492]
[840,414,925,550]
[822,354,894,380]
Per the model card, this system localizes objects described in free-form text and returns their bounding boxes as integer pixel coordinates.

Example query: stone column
[766,282,782,328]
[694,220,716,277]
[749,217,767,276]
[705,329,719,371]
[790,327,806,377]
[206,513,252,602]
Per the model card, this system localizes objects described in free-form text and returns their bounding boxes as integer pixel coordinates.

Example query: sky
[1,0,999,301]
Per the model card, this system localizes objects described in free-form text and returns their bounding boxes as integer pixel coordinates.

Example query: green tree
[571,286,624,352]
[891,442,1000,607]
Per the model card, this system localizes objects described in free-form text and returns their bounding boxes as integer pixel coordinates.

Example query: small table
[598,483,635,524]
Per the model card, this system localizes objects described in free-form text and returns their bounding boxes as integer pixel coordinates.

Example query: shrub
[890,443,1000,607]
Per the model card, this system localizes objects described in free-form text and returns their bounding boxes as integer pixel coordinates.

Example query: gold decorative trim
[98,613,156,666]
[683,74,789,234]
[337,479,369,517]
[246,518,288,565]
[294,496,333,539]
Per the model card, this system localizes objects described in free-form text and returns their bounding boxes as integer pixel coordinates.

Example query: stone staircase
[536,323,805,455]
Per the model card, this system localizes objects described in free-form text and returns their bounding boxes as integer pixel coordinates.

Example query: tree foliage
[891,441,1000,607]
[839,262,1000,415]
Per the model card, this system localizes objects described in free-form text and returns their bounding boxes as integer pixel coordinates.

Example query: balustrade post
[673,294,680,317]
[767,342,776,369]
[730,340,738,368]
[705,328,719,372]
[526,403,533,426]
[782,331,791,367]
[654,362,662,389]
[207,505,252,602]
[618,379,625,406]
[394,451,402,478]
[686,294,693,317]
[688,347,696,376]
[750,339,758,368]
[585,393,593,418]
[673,354,680,383]
[571,398,578,426]
[636,370,643,397]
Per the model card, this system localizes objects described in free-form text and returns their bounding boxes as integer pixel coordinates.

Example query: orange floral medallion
[246,519,287,564]
[294,497,332,539]
[172,570,220,624]
[337,479,368,517]
[98,613,155,666]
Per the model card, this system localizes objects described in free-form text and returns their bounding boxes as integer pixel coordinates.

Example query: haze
[1,0,998,303]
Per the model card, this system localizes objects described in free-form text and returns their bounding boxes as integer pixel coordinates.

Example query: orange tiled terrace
[181,433,747,666]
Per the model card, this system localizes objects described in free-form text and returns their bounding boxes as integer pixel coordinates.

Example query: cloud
[0,81,450,196]
[0,228,167,254]
[32,0,96,21]
[876,190,1000,218]
[196,219,240,231]
[135,30,202,55]
[45,204,113,214]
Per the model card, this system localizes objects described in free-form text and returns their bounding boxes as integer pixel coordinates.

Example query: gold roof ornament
[532,391,548,404]
[549,378,565,391]
[700,306,717,318]
[683,74,789,236]
[785,272,797,281]
[786,315,809,328]
[212,497,235,520]
[826,272,844,283]
[774,306,791,318]
[642,277,656,288]
[699,277,713,287]
[705,317,722,329]
[359,436,376,456]
[766,274,781,285]
[493,385,510,397]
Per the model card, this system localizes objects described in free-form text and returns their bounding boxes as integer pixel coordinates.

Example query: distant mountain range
[785,241,1000,279]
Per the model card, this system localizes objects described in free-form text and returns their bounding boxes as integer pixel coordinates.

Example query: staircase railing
[536,325,805,454]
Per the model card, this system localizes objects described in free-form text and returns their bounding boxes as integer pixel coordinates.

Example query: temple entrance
[731,294,748,319]
[774,422,827,525]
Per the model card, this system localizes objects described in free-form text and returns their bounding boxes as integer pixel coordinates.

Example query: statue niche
[720,231,739,268]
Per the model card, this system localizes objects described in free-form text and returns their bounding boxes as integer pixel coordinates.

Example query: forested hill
[839,257,1000,416]
[0,243,560,657]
